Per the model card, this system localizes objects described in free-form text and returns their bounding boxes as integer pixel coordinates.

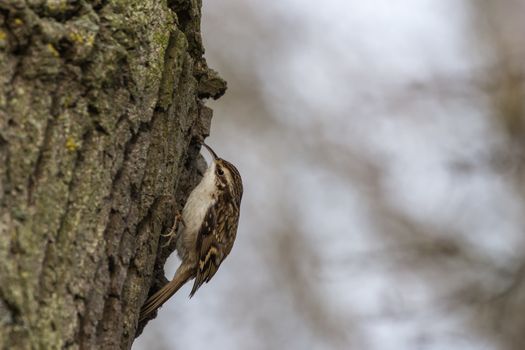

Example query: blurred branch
[264,207,363,349]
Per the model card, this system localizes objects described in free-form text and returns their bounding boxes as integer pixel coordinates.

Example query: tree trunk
[0,1,225,349]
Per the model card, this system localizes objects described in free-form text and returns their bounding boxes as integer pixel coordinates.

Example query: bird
[139,143,243,321]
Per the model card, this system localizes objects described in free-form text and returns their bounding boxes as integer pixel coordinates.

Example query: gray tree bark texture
[0,1,225,349]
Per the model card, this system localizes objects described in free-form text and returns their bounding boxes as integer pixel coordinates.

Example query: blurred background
[136,1,525,349]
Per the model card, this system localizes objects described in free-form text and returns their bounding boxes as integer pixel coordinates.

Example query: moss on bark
[0,0,225,348]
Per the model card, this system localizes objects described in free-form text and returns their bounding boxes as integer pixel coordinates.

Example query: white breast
[177,162,216,259]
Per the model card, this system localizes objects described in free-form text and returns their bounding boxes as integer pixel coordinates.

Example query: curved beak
[201,143,219,160]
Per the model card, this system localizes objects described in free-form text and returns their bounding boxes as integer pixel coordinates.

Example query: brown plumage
[139,144,243,321]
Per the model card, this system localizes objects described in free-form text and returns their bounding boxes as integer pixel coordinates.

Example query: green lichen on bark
[0,0,226,349]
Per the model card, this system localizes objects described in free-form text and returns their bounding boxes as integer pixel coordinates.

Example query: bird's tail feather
[139,265,194,321]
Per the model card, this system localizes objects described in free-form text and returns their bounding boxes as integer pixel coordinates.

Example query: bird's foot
[161,211,185,247]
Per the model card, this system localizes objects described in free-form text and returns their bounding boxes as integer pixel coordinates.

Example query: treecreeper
[139,143,243,321]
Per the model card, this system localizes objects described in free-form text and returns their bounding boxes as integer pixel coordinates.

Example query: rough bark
[0,0,225,349]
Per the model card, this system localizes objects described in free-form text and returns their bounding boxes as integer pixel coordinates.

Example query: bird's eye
[217,168,224,176]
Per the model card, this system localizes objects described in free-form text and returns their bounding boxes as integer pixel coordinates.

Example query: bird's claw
[161,212,185,248]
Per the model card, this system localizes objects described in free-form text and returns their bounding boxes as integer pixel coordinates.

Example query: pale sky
[135,1,522,349]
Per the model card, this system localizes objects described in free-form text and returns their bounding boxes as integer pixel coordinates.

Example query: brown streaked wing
[189,203,220,297]
[189,196,240,297]
[221,203,239,257]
